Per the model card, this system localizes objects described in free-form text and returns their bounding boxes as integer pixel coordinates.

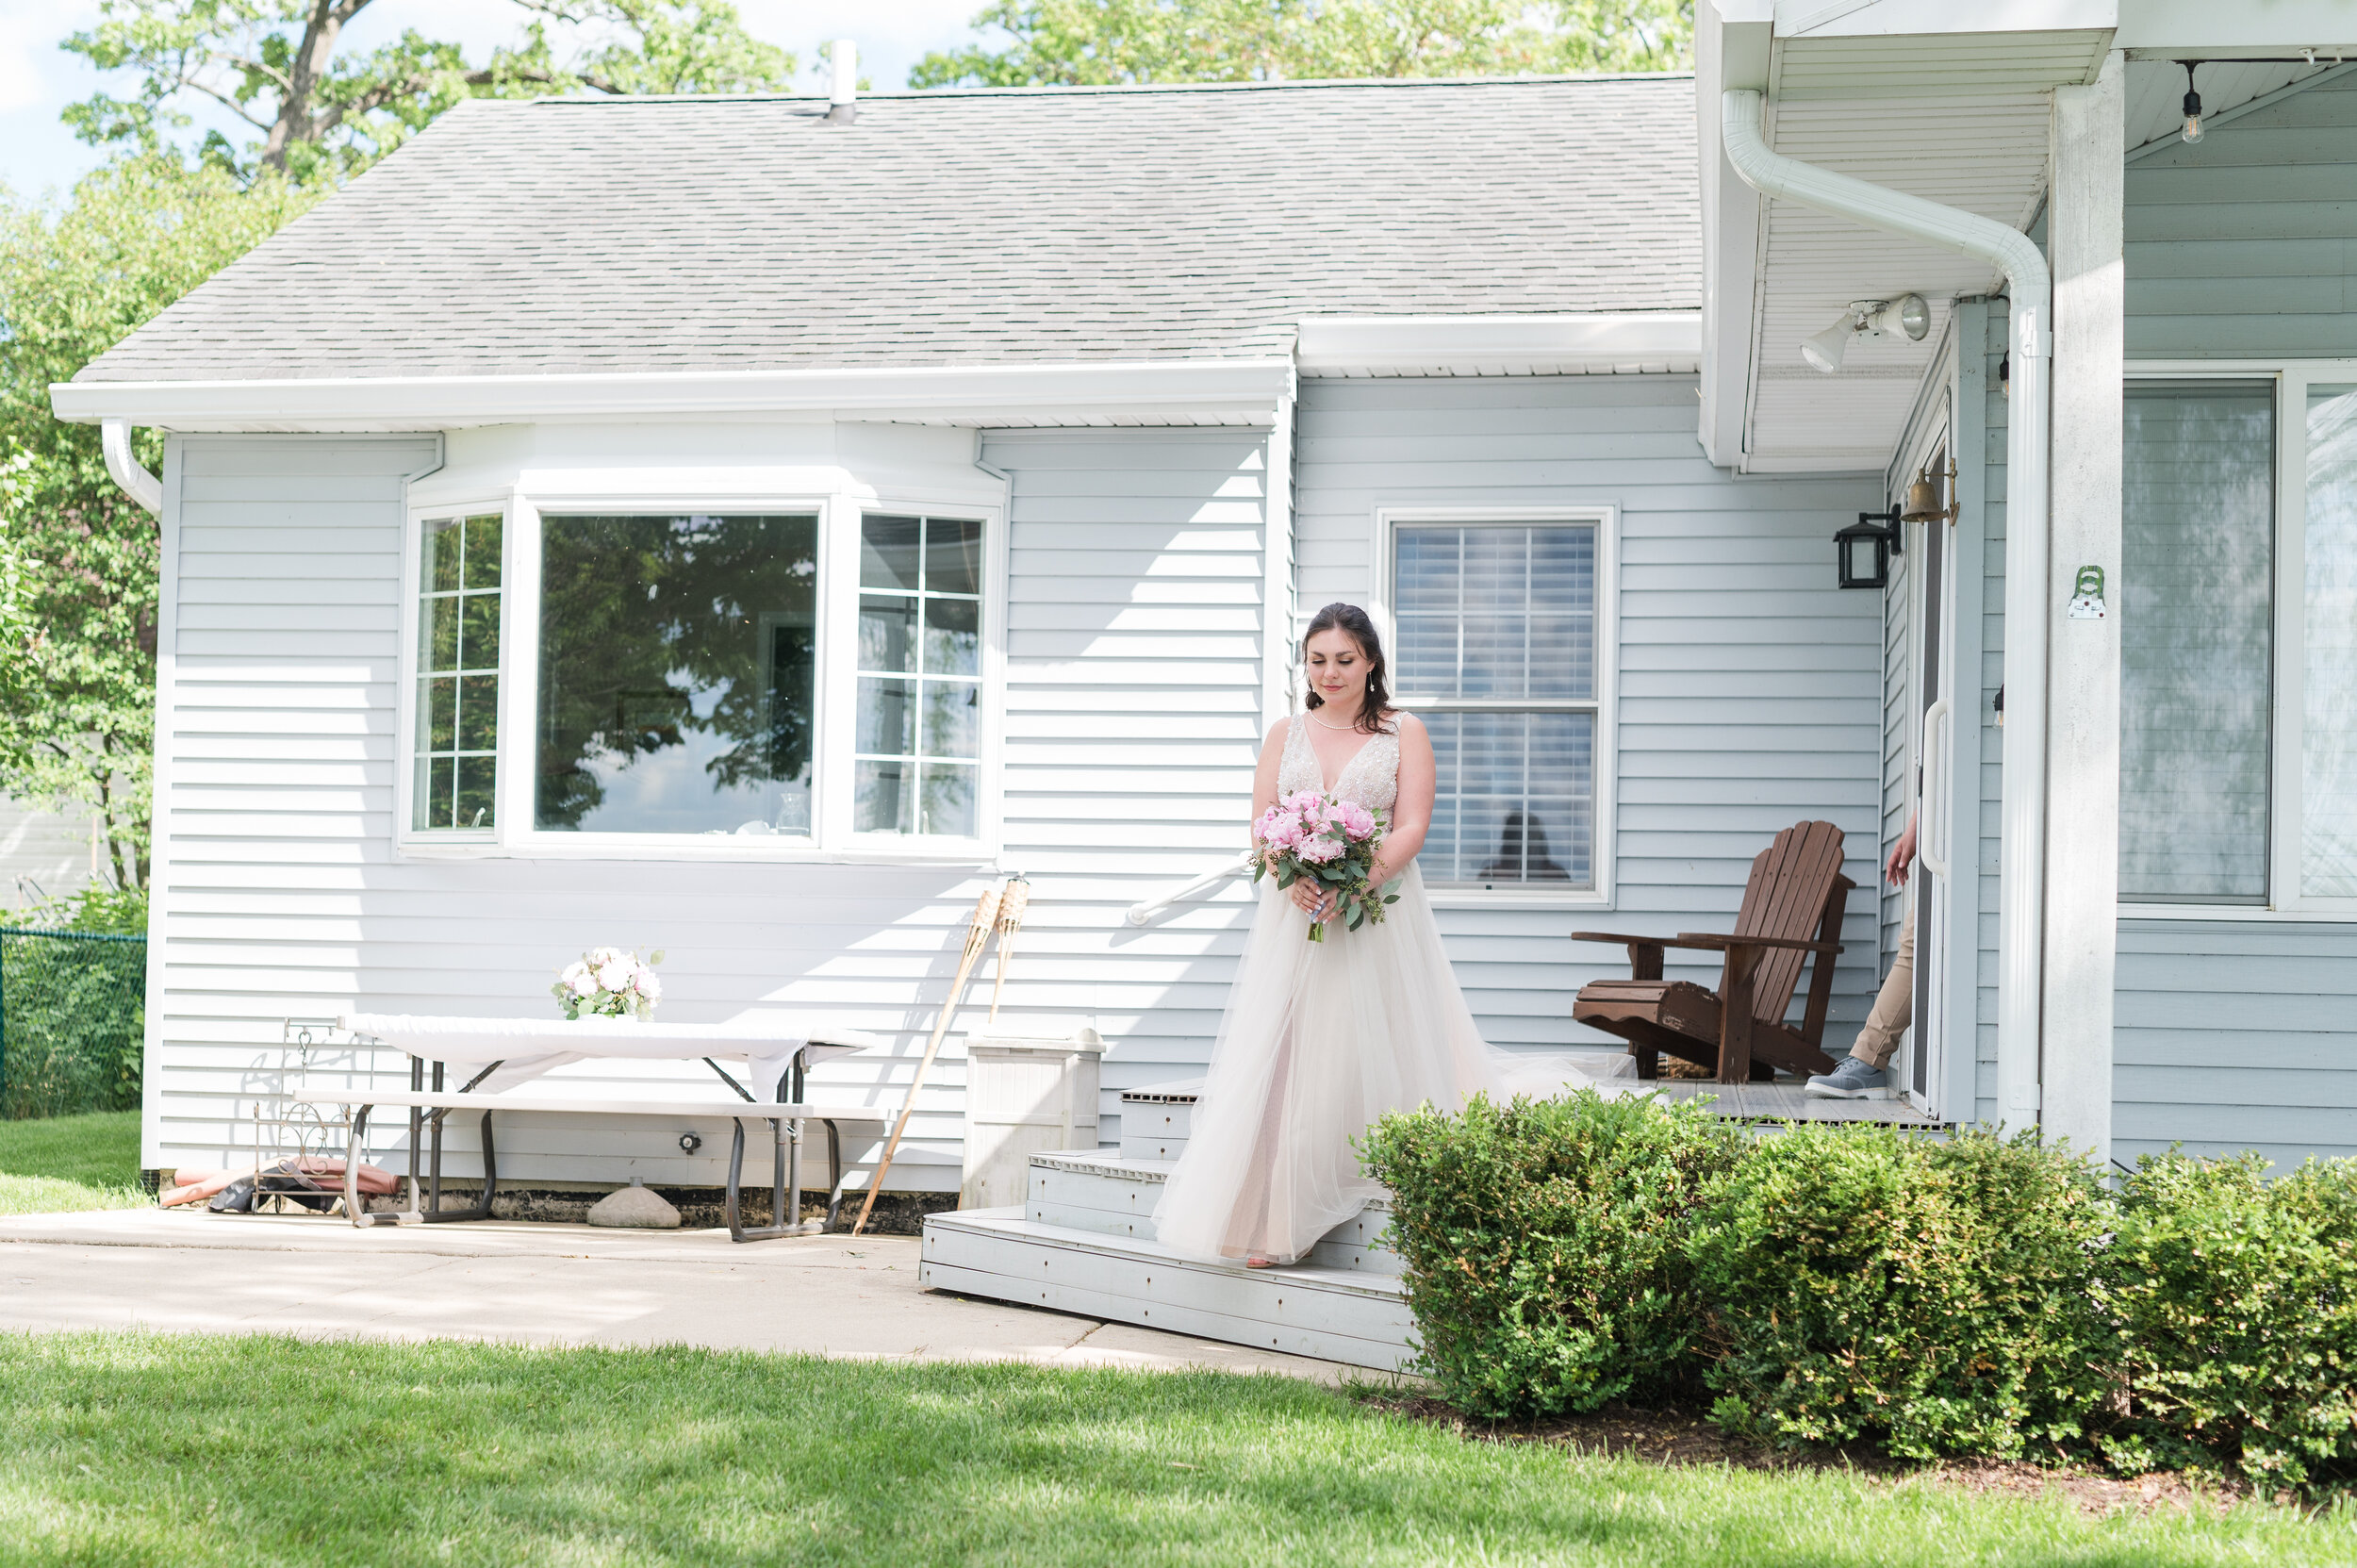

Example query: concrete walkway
[0,1208,1358,1382]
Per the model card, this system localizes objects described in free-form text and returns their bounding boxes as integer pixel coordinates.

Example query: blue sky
[0,0,988,200]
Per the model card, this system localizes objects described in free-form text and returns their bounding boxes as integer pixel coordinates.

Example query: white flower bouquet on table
[552,946,665,1020]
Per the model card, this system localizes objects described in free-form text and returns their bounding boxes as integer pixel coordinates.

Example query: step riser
[1116,1087,1197,1162]
[922,1216,1417,1372]
[1024,1163,1401,1275]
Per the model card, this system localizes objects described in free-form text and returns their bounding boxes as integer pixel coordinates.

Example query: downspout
[101,419,162,516]
[1720,88,2051,1128]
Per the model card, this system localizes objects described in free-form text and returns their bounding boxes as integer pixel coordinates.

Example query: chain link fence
[0,929,148,1119]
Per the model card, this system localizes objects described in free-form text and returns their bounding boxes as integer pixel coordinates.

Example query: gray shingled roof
[77,75,1698,383]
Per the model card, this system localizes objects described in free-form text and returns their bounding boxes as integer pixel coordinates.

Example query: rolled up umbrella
[852,881,1003,1235]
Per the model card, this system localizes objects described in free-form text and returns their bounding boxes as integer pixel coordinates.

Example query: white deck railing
[1125,850,1256,926]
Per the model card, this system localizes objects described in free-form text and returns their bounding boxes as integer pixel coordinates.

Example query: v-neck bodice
[1277,710,1400,812]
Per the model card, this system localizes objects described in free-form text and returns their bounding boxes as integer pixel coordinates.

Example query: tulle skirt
[1151,861,1634,1266]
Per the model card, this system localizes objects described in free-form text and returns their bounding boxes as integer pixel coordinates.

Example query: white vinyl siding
[1294,374,1884,1062]
[147,426,1273,1183]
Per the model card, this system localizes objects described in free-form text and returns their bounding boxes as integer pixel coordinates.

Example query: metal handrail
[1125,850,1256,926]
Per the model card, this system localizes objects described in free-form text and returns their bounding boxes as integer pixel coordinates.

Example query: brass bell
[1901,456,1959,524]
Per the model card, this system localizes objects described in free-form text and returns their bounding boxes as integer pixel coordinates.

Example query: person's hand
[1886,813,1919,887]
[1292,880,1336,920]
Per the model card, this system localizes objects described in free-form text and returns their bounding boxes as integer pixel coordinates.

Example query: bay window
[403,498,995,854]
[1386,515,1608,893]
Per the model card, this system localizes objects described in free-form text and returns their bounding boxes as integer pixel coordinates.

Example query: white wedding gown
[1151,714,1634,1266]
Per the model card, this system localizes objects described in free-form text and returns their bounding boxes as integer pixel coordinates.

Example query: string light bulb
[2181,60,2205,143]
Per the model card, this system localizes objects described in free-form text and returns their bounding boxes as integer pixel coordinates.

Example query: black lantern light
[1836,504,1902,590]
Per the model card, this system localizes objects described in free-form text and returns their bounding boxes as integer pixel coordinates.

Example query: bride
[1153,602,1630,1268]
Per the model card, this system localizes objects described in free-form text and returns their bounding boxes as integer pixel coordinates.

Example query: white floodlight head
[1802,294,1929,373]
[1801,315,1856,374]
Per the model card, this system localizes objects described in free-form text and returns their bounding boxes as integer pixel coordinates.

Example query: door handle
[1917,698,1952,879]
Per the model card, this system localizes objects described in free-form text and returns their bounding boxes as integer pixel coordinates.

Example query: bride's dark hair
[1301,602,1392,735]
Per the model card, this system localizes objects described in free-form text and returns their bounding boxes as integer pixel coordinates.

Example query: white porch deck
[919,1075,1946,1372]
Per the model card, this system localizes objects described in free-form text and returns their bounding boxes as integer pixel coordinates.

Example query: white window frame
[1366,505,1619,910]
[396,493,515,849]
[396,484,1006,865]
[2121,359,2357,919]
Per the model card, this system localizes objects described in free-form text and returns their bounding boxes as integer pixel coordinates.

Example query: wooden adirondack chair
[1571,820,1853,1083]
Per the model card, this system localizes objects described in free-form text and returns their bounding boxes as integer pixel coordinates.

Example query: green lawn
[0,1109,147,1216]
[1,1336,2347,1567]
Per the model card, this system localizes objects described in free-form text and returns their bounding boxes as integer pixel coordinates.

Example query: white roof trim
[50,358,1298,433]
[1294,313,1703,377]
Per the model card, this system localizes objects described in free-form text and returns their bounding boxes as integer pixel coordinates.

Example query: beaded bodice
[1277,710,1399,813]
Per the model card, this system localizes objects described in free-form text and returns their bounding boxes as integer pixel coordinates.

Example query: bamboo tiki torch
[851,881,1003,1236]
[986,875,1030,1024]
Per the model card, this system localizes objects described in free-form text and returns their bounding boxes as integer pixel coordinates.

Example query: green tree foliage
[64,1,798,185]
[909,0,1691,89]
[0,160,320,889]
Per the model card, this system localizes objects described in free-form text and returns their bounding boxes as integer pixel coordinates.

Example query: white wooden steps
[919,1081,1420,1372]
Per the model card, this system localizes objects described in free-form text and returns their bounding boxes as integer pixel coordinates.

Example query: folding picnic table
[292,1015,891,1241]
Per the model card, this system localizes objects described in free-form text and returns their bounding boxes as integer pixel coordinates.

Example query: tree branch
[218,51,295,94]
[176,74,273,132]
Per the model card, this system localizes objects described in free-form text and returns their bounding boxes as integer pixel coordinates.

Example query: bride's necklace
[1305,709,1360,731]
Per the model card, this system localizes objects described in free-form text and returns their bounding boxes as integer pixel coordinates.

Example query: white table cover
[338,1014,883,1098]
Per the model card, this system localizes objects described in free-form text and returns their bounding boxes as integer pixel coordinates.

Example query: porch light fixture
[1836,503,1903,590]
[2181,60,2204,143]
[1800,294,1931,373]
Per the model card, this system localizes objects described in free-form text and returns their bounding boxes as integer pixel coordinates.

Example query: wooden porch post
[2042,54,2125,1167]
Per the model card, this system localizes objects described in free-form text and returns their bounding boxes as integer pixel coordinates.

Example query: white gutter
[1720,87,2051,1128]
[100,419,162,516]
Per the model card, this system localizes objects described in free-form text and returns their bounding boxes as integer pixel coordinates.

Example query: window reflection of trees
[536,514,817,834]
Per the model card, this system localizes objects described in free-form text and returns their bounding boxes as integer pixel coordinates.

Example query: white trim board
[1295,314,1703,378]
[52,359,1298,434]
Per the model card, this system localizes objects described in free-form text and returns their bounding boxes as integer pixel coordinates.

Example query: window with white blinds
[2119,382,2274,902]
[1391,520,1600,889]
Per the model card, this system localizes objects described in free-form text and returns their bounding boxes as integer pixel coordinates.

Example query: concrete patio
[0,1207,1361,1383]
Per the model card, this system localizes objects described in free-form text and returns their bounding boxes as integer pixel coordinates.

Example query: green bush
[1684,1125,2113,1461]
[1359,1089,1743,1417]
[2098,1151,2357,1490]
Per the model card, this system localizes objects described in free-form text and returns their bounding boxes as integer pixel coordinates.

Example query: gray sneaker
[1805,1056,1893,1099]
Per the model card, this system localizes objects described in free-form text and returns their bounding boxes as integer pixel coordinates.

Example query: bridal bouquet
[552,946,665,1020]
[1253,789,1402,943]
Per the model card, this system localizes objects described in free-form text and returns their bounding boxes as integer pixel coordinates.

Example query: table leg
[344,1106,369,1228]
[418,1111,497,1223]
[821,1119,848,1232]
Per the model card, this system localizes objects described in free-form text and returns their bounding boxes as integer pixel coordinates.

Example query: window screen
[2305,385,2357,896]
[2119,382,2274,901]
[1392,522,1598,887]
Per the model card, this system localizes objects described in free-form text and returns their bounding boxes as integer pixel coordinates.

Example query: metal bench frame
[288,1048,883,1242]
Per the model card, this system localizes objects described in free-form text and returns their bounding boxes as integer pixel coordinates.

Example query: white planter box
[959,1029,1106,1210]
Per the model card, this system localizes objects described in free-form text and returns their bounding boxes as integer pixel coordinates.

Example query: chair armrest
[1571,931,1728,952]
[1672,933,1844,955]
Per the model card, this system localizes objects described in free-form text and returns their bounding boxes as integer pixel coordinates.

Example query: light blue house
[52,0,2357,1195]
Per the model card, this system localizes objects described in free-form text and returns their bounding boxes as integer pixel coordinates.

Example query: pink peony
[1258,809,1306,850]
[1296,834,1343,864]
[1336,801,1376,839]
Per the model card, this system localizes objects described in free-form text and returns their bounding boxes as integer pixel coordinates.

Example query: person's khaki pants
[1850,896,1914,1070]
